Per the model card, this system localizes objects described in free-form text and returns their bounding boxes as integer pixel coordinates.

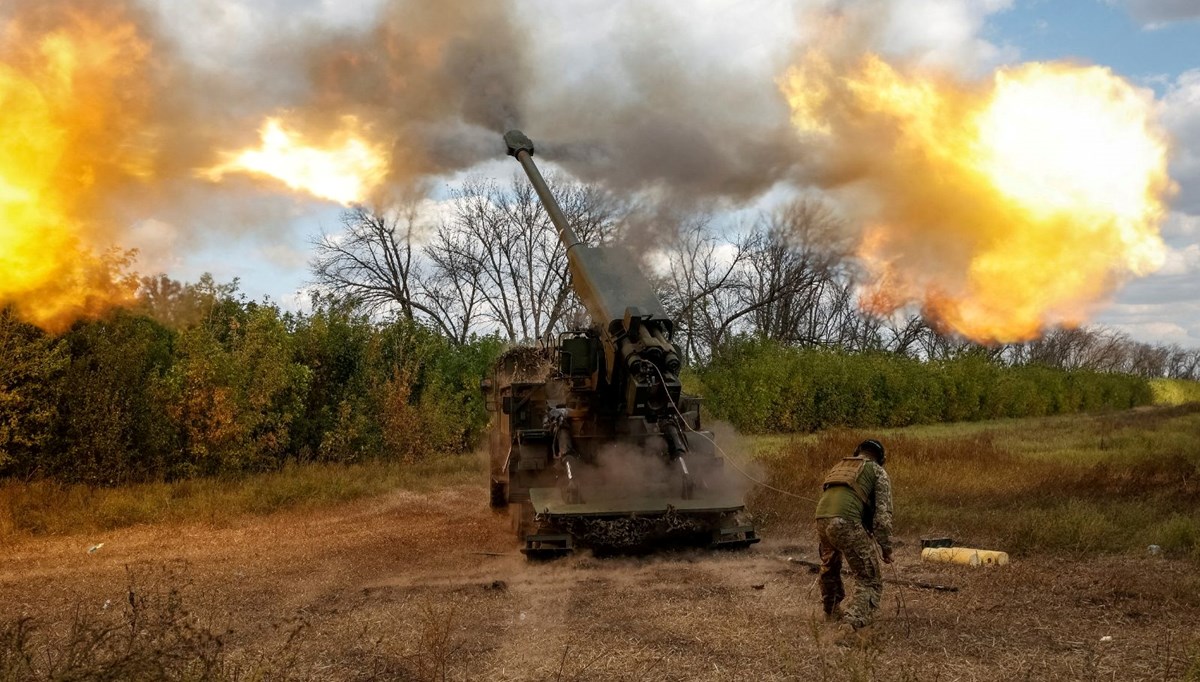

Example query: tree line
[694,340,1155,433]
[0,279,498,485]
[1,175,1196,484]
[315,174,1200,380]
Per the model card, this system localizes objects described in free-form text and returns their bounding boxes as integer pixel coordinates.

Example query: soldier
[814,439,893,633]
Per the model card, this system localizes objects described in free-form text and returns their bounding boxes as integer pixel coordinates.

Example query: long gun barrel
[504,131,583,254]
[504,130,682,415]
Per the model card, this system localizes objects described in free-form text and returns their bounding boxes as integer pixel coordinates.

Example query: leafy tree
[0,311,67,475]
[52,313,176,483]
[161,301,310,476]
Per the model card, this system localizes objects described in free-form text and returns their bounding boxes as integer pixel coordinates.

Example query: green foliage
[0,279,501,485]
[0,313,66,472]
[0,277,1176,489]
[698,338,1154,434]
[160,303,311,477]
[50,312,177,484]
[1151,378,1200,406]
[366,320,501,462]
[289,298,377,463]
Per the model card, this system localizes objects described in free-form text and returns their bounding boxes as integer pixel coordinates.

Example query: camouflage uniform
[814,455,893,629]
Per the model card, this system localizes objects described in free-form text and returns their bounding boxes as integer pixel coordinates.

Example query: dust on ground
[1,486,1196,680]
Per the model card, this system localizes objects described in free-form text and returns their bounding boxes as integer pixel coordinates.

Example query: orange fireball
[202,116,389,206]
[0,7,151,332]
[780,54,1172,342]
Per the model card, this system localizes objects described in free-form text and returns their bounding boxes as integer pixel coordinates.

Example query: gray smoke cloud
[240,0,1007,200]
[38,0,1014,209]
[519,2,804,199]
[5,0,1018,255]
[233,0,808,200]
[289,0,529,179]
[1113,0,1200,27]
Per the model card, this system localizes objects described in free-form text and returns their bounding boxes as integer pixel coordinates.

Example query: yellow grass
[0,455,480,543]
[748,405,1200,560]
[4,406,1199,562]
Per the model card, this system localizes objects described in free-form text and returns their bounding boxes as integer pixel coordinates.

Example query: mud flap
[520,532,574,560]
[709,521,760,550]
[489,478,508,508]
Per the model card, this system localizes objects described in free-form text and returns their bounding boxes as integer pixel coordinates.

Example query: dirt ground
[2,486,1197,681]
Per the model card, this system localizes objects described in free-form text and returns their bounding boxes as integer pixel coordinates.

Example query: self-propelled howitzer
[483,130,759,558]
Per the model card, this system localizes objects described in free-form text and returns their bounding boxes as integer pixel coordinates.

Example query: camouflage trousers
[816,517,882,629]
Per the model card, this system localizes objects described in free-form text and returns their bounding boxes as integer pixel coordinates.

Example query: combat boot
[823,605,844,623]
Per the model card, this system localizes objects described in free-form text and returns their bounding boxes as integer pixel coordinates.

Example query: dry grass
[2,481,1198,681]
[750,404,1200,560]
[0,562,308,681]
[0,455,480,543]
[4,406,1200,679]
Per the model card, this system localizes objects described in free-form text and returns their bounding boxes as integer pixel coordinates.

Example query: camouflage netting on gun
[496,346,554,383]
[555,509,714,550]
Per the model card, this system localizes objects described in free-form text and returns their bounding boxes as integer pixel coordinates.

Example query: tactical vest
[822,456,871,505]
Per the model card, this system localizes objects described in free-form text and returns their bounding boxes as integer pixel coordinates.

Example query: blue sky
[150,0,1200,345]
[987,0,1198,84]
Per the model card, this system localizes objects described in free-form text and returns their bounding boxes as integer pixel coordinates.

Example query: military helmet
[856,439,886,466]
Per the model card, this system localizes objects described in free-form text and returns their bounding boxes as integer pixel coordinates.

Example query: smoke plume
[0,0,1178,340]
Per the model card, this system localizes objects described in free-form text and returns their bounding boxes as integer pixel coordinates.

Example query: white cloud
[282,285,319,312]
[126,219,184,275]
[1098,264,1200,343]
[870,0,1018,73]
[258,243,308,270]
[1157,242,1200,275]
[1110,320,1192,341]
[1108,301,1173,314]
[1163,210,1200,237]
[1163,69,1200,213]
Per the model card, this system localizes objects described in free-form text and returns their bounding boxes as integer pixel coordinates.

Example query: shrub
[0,281,501,485]
[1151,378,1200,406]
[697,338,1154,434]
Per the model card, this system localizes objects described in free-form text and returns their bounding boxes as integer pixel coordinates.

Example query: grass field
[0,455,481,543]
[749,404,1200,563]
[3,405,1200,680]
[3,405,1198,565]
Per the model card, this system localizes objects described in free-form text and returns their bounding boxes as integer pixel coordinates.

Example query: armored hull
[486,367,758,557]
[485,131,759,558]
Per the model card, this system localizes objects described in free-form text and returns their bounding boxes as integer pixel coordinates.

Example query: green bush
[0,281,502,485]
[0,280,1172,485]
[1151,378,1200,406]
[697,338,1154,434]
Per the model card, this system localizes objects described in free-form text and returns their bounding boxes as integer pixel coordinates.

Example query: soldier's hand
[880,547,894,564]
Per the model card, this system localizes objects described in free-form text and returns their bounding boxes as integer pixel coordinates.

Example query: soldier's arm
[872,466,894,551]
